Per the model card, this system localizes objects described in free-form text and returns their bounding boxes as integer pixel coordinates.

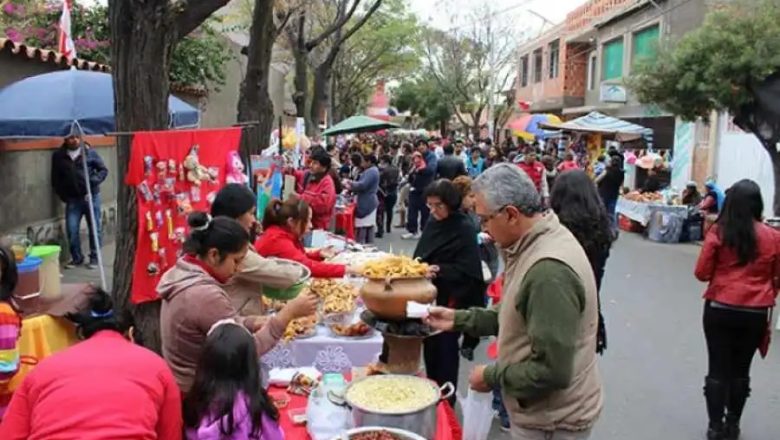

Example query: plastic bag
[306,385,352,440]
[461,388,494,440]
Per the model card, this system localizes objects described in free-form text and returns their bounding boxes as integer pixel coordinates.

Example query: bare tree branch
[304,0,362,51]
[175,0,232,40]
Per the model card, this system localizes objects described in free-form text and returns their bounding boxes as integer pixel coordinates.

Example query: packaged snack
[145,212,153,232]
[150,232,159,253]
[190,186,201,203]
[165,210,174,239]
[137,182,153,202]
[143,156,154,176]
[155,211,163,228]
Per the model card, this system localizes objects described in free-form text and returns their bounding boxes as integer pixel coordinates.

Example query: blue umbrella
[0,69,200,290]
[0,69,199,138]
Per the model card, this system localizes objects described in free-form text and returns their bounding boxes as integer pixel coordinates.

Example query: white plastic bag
[461,389,495,440]
[306,385,352,440]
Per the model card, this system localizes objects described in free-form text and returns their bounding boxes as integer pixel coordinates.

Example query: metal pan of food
[330,426,427,440]
[328,375,454,440]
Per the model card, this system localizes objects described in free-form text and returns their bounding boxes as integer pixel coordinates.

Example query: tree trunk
[238,0,276,160]
[310,62,332,138]
[110,0,176,354]
[763,141,780,216]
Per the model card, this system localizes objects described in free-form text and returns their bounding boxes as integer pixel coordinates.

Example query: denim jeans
[603,197,617,234]
[65,193,102,264]
[406,192,429,234]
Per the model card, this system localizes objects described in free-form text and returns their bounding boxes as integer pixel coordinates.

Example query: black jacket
[436,155,467,181]
[51,146,108,203]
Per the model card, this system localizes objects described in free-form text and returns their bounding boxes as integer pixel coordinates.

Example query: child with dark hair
[184,321,282,440]
[0,287,182,438]
[0,247,21,419]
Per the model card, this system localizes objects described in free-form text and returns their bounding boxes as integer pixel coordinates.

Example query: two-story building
[514,0,708,150]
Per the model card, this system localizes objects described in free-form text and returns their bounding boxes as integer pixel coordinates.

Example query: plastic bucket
[29,245,62,299]
[13,256,42,299]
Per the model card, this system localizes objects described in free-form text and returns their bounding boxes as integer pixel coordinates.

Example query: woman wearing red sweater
[0,287,182,440]
[256,197,357,278]
[694,179,780,440]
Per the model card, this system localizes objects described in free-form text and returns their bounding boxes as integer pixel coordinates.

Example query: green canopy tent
[322,115,399,136]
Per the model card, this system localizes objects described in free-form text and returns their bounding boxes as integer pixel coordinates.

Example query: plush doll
[183,145,210,186]
[226,151,248,185]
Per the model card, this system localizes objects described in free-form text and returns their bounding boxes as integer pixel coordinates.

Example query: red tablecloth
[275,386,462,440]
[334,204,356,241]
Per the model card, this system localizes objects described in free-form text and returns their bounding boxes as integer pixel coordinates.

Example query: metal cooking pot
[328,375,454,440]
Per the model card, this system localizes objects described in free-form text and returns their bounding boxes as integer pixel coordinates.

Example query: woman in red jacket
[299,152,337,231]
[0,287,182,440]
[256,197,357,278]
[694,179,780,440]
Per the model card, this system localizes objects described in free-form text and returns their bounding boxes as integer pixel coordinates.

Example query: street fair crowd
[0,129,777,440]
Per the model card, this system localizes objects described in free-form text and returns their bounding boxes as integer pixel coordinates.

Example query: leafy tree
[285,0,382,136]
[421,4,517,139]
[1,0,231,92]
[236,0,298,159]
[330,0,420,122]
[392,76,453,134]
[630,0,780,214]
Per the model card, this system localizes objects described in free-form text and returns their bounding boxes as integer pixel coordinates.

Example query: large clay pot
[360,277,437,320]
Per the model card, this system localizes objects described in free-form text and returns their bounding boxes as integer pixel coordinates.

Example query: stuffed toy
[226,151,248,185]
[183,145,210,186]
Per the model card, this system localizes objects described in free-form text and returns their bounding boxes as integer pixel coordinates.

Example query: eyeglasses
[477,205,510,226]
[426,201,446,210]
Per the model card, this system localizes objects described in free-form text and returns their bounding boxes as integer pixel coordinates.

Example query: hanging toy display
[226,151,249,185]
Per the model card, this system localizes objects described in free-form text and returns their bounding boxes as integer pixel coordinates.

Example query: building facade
[514,0,708,149]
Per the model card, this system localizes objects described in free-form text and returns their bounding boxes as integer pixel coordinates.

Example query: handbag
[759,308,773,359]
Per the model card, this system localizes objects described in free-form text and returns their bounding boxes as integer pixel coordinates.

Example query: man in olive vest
[426,163,603,439]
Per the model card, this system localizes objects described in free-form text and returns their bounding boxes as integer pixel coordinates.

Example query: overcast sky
[409,0,588,32]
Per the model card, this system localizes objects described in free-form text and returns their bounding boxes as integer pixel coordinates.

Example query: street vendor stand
[272,373,462,440]
[617,197,690,243]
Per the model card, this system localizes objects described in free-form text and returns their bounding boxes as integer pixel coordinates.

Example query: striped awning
[539,111,653,145]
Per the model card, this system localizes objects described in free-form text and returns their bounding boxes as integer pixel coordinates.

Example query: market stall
[262,254,463,440]
[617,192,694,243]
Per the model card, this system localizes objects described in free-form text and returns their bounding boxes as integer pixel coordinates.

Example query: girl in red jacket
[256,197,358,278]
[694,179,780,440]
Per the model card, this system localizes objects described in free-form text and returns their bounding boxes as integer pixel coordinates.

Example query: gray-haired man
[425,163,603,439]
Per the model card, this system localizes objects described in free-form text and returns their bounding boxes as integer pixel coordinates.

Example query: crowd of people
[0,130,776,440]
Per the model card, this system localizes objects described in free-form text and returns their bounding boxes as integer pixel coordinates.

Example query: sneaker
[460,347,475,361]
[64,261,82,269]
[84,262,96,270]
[401,232,416,240]
[413,232,422,240]
[499,421,510,433]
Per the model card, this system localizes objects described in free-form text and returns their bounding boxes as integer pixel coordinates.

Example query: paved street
[63,230,780,439]
[374,229,780,440]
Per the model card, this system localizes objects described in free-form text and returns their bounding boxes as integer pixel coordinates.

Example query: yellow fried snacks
[282,315,317,341]
[361,255,429,279]
[346,376,438,412]
[311,279,359,314]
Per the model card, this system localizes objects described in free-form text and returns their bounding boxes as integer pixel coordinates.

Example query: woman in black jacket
[550,170,614,355]
[414,179,486,403]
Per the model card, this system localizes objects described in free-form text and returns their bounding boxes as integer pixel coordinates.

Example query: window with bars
[533,48,543,83]
[602,37,624,80]
[548,40,560,79]
[520,55,529,87]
